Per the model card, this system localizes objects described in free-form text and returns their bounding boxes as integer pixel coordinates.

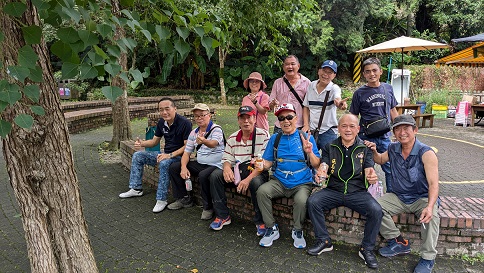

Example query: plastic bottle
[255,154,263,171]
[185,175,192,191]
[377,180,384,198]
[315,162,328,187]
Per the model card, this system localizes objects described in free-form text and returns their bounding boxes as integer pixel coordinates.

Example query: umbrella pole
[401,48,404,106]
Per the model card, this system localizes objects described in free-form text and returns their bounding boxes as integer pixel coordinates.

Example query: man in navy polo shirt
[119,97,192,213]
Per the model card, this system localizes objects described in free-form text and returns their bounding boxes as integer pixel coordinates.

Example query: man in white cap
[256,103,321,249]
[364,115,440,273]
[168,103,225,220]
[119,97,192,213]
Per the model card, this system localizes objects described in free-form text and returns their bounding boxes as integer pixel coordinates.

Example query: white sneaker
[292,229,306,249]
[119,189,143,198]
[153,200,167,213]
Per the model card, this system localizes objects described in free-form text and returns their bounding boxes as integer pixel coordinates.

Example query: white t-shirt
[303,80,341,133]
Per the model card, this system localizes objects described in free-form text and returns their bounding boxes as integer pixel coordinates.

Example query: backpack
[272,129,311,171]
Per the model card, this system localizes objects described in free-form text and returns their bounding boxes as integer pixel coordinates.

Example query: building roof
[435,42,484,67]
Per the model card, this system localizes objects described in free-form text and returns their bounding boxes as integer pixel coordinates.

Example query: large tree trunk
[109,0,131,150]
[0,2,98,273]
[218,47,227,105]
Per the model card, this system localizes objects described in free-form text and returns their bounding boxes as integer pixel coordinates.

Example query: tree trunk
[0,2,98,273]
[218,47,227,105]
[109,0,132,150]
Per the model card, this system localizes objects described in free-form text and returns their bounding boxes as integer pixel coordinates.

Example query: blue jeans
[316,129,337,151]
[307,188,383,250]
[129,151,180,201]
[358,134,392,192]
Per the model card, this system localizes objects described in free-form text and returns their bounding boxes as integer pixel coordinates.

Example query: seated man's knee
[249,176,265,190]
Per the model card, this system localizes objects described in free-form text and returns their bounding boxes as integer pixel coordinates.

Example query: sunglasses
[277,114,295,121]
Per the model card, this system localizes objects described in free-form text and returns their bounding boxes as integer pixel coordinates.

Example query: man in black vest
[306,113,382,269]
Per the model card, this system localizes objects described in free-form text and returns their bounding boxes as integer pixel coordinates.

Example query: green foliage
[460,253,484,265]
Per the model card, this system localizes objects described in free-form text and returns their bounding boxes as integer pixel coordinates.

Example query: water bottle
[255,154,263,171]
[377,180,384,198]
[314,162,328,187]
[185,176,192,191]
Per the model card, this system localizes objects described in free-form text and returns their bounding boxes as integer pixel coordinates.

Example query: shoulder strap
[272,132,283,170]
[382,84,389,117]
[283,77,304,107]
[297,129,310,167]
[315,90,331,134]
[250,127,257,157]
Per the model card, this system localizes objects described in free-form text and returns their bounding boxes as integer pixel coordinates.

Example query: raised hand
[302,131,313,154]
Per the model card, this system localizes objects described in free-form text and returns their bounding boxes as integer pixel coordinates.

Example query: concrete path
[1,118,483,272]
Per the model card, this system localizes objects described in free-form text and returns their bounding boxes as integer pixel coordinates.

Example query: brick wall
[120,140,484,257]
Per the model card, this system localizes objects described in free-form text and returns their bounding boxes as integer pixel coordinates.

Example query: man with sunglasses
[256,103,321,249]
[168,103,225,221]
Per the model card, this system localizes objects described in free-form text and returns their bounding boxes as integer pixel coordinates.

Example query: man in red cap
[208,106,270,234]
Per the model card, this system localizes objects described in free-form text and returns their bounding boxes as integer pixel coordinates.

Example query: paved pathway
[1,118,483,272]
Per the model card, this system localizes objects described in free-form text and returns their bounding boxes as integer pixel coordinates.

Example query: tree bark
[218,47,227,105]
[109,0,132,150]
[0,1,98,272]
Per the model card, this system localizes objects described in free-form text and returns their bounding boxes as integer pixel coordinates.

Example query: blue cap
[321,60,337,73]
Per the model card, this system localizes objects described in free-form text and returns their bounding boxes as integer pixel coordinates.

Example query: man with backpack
[168,103,225,220]
[256,103,321,249]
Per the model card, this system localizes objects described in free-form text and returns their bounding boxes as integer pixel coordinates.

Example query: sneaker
[292,229,306,249]
[119,189,143,198]
[256,224,266,237]
[210,216,231,231]
[259,224,280,247]
[167,196,193,210]
[359,248,378,269]
[379,238,411,257]
[201,209,214,220]
[152,200,167,213]
[413,258,435,273]
[307,239,333,256]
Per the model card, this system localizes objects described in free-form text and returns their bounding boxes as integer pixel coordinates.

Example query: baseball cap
[238,105,256,116]
[274,103,296,116]
[192,103,210,112]
[392,114,416,129]
[321,60,337,73]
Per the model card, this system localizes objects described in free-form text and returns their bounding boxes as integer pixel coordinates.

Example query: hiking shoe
[256,224,266,237]
[259,224,280,247]
[379,238,411,257]
[292,229,306,249]
[167,196,193,210]
[307,239,333,256]
[210,216,231,231]
[152,200,167,213]
[119,189,143,198]
[201,209,214,220]
[413,258,435,273]
[359,248,378,269]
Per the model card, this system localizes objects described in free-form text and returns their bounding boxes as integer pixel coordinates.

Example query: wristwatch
[169,153,173,158]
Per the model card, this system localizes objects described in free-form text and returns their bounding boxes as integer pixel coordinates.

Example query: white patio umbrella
[357,36,450,104]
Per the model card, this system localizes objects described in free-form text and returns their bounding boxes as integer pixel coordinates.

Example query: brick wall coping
[120,139,484,257]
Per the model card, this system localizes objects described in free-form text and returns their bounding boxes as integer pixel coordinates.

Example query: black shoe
[359,248,378,269]
[307,239,333,256]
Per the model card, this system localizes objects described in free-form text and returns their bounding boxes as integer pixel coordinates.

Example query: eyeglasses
[194,113,209,119]
[277,115,295,121]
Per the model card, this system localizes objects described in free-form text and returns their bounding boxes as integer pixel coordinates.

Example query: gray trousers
[378,193,440,260]
[256,179,312,230]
